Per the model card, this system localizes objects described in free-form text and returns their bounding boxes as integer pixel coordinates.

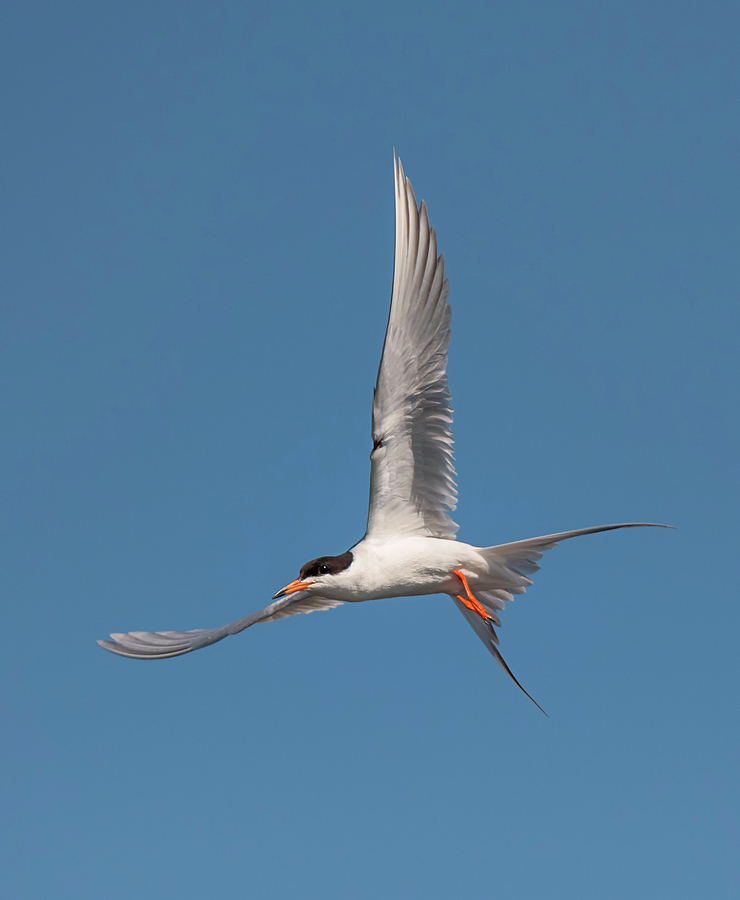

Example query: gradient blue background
[2,2,738,897]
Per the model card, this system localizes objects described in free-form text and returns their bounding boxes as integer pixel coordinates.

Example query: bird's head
[272,550,354,598]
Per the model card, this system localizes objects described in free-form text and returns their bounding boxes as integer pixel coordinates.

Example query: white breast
[325,537,488,602]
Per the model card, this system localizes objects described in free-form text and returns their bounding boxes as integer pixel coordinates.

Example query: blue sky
[2,1,738,897]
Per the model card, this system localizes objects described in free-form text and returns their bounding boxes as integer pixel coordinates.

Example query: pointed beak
[272,579,314,600]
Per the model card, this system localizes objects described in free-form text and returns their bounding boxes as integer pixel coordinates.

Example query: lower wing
[97,593,343,660]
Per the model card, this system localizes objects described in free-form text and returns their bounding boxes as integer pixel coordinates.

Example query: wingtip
[396,154,405,185]
[97,637,125,656]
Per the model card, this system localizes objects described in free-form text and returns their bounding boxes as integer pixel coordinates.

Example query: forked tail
[452,522,673,712]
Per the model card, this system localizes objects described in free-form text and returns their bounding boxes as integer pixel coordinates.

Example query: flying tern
[98,155,669,712]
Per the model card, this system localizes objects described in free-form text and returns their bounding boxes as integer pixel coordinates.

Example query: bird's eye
[319,565,329,575]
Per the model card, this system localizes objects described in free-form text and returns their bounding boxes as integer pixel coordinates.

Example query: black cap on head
[299,551,353,580]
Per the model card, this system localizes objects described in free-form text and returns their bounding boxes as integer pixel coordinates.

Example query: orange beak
[272,579,313,599]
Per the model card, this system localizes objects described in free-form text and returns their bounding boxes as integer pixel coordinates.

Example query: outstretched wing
[365,154,458,542]
[97,592,343,660]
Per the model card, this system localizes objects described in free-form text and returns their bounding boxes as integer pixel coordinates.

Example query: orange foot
[452,569,491,621]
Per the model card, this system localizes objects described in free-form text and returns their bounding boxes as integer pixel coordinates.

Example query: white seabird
[98,155,670,713]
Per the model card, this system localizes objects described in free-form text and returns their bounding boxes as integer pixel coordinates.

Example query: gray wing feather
[97,593,343,660]
[365,155,458,541]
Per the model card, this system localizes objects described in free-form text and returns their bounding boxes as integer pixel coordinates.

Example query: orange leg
[452,569,491,621]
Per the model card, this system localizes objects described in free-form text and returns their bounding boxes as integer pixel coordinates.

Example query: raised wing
[97,592,343,660]
[365,155,457,541]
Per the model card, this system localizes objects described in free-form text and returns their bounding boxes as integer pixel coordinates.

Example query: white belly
[324,537,489,602]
